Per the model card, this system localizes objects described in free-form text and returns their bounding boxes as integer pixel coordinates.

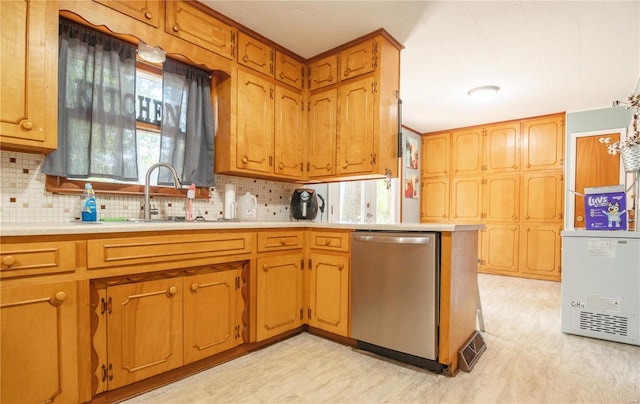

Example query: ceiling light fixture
[138,42,166,64]
[467,85,500,102]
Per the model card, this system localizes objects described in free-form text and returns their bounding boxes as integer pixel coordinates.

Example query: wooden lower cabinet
[256,253,304,341]
[308,252,349,336]
[104,278,184,390]
[1,281,79,403]
[479,225,519,275]
[520,225,562,280]
[93,265,244,393]
[184,267,243,364]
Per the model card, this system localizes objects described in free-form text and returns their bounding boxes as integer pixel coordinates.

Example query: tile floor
[123,274,640,404]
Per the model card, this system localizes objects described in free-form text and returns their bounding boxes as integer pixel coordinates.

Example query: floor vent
[458,331,486,373]
[579,311,628,336]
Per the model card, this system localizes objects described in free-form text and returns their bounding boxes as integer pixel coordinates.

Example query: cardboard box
[584,185,627,230]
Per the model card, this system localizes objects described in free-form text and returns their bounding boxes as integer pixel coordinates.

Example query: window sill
[45,176,210,199]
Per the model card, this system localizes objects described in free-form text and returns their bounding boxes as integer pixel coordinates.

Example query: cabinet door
[308,54,338,91]
[450,176,483,222]
[184,270,239,364]
[93,0,160,27]
[1,282,78,403]
[421,177,450,222]
[337,76,375,175]
[520,225,561,280]
[274,85,304,179]
[484,123,520,173]
[0,0,57,151]
[422,132,450,177]
[165,0,235,59]
[479,225,519,275]
[256,253,304,341]
[339,38,376,81]
[308,253,349,337]
[522,115,565,171]
[107,278,183,390]
[236,69,274,174]
[521,171,564,223]
[275,51,304,89]
[307,88,337,178]
[237,32,273,76]
[451,128,483,175]
[484,173,520,223]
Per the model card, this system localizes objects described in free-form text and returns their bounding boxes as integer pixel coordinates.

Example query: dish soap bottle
[81,183,97,222]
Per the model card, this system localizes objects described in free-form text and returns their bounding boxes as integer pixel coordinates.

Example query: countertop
[0,220,484,237]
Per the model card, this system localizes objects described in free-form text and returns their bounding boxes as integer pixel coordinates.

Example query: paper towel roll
[224,184,236,219]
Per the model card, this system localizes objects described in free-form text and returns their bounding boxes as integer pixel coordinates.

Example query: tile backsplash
[0,150,298,223]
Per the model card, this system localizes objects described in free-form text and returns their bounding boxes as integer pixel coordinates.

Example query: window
[328,178,399,224]
[44,18,215,196]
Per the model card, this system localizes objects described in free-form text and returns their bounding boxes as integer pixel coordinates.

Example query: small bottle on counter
[81,183,97,222]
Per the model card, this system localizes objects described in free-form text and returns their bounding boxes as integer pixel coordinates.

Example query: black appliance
[291,188,319,220]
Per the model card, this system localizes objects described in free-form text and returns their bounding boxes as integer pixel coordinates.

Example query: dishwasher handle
[353,234,431,245]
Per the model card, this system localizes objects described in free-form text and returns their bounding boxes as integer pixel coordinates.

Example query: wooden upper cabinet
[236,69,274,174]
[521,171,564,223]
[422,132,450,177]
[451,128,483,175]
[337,76,375,175]
[93,0,160,27]
[308,54,338,91]
[450,176,483,222]
[521,114,565,171]
[237,32,274,77]
[165,0,236,59]
[275,51,304,89]
[307,88,337,178]
[484,123,520,173]
[421,177,450,223]
[274,86,304,178]
[0,0,57,153]
[339,38,377,81]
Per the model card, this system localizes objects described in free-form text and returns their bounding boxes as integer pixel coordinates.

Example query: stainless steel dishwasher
[351,231,441,371]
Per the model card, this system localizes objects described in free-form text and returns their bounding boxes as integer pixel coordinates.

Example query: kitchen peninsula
[0,221,481,403]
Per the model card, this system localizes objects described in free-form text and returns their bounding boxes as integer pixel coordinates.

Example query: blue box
[584,185,627,230]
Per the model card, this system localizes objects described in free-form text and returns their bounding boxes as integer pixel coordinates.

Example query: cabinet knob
[167,286,178,297]
[338,264,344,271]
[172,24,180,32]
[50,291,66,306]
[144,10,153,20]
[343,161,349,169]
[241,156,248,164]
[577,216,584,222]
[343,68,351,76]
[20,120,33,130]
[191,283,199,292]
[326,164,332,171]
[279,162,284,169]
[280,238,287,245]
[2,256,15,267]
[262,264,270,272]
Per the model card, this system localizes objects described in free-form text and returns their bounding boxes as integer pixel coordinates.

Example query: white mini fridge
[561,230,640,345]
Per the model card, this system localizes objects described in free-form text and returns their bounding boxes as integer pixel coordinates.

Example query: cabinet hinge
[371,153,376,165]
[301,66,305,89]
[306,162,310,172]
[235,276,240,290]
[230,31,236,58]
[101,297,112,315]
[308,308,312,319]
[300,162,303,172]
[372,41,378,69]
[308,258,312,270]
[372,81,378,94]
[234,325,240,339]
[300,308,303,320]
[301,259,304,270]
[101,363,113,382]
[270,50,274,75]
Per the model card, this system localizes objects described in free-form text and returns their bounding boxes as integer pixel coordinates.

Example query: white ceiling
[204,1,640,133]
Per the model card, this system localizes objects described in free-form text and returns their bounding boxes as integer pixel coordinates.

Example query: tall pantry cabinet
[421,113,564,281]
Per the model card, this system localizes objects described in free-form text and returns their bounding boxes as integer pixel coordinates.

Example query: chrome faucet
[144,162,183,220]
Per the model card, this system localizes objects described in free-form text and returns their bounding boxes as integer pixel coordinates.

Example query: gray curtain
[43,19,138,180]
[159,59,215,187]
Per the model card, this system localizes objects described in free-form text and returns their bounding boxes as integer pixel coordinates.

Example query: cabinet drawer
[309,231,350,252]
[0,241,77,278]
[165,0,236,59]
[88,232,252,269]
[257,231,304,252]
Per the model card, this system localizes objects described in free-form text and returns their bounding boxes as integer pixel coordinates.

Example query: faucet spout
[144,162,183,220]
